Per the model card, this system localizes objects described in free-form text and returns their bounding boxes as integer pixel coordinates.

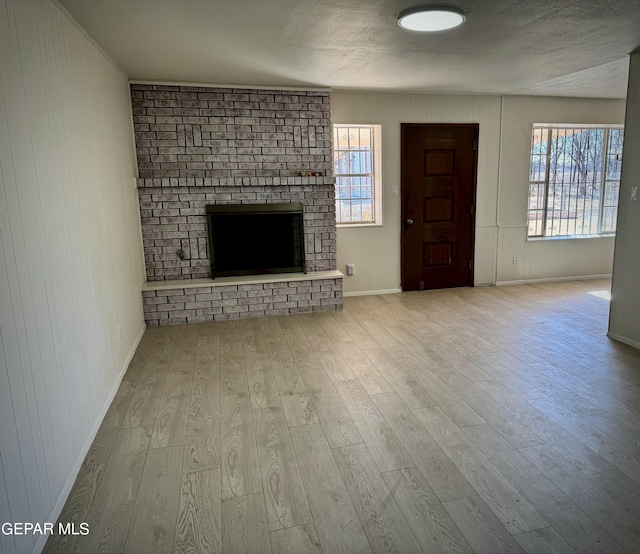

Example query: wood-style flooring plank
[270,524,322,554]
[514,526,575,554]
[73,427,150,554]
[150,371,193,449]
[333,444,423,554]
[373,392,475,502]
[82,379,135,467]
[56,281,640,554]
[333,341,393,396]
[141,326,179,379]
[43,463,105,554]
[277,317,326,373]
[521,444,640,552]
[254,406,313,530]
[475,379,614,474]
[169,324,199,373]
[270,359,318,427]
[301,369,363,448]
[122,371,166,429]
[173,469,222,554]
[296,315,356,381]
[383,467,473,553]
[399,357,486,427]
[220,335,248,395]
[588,469,640,515]
[430,367,545,448]
[455,422,627,553]
[222,493,272,554]
[194,332,220,385]
[528,396,640,481]
[333,380,414,472]
[290,424,372,554]
[124,446,183,553]
[184,380,220,473]
[242,326,281,410]
[221,392,261,498]
[442,496,526,554]
[414,406,548,534]
[518,476,626,554]
[361,347,435,409]
[121,330,155,386]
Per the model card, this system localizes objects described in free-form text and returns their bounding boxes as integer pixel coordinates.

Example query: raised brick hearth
[131,84,342,324]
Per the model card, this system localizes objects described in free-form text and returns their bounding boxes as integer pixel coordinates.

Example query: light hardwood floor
[44,279,640,553]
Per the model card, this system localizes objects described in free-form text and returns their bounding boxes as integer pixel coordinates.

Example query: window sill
[527,234,615,242]
[337,222,383,229]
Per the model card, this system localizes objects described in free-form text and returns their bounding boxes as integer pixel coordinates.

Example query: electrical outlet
[117,324,122,341]
[513,255,519,265]
[346,263,355,275]
[632,186,638,201]
[392,185,399,196]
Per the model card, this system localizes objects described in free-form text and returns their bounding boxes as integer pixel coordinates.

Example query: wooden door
[401,124,478,291]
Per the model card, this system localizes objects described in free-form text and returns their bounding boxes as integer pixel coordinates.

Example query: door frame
[400,123,479,291]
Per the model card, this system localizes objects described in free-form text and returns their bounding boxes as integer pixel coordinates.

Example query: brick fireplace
[131,84,343,325]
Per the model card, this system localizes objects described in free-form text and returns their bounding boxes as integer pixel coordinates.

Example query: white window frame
[527,123,623,240]
[333,124,383,227]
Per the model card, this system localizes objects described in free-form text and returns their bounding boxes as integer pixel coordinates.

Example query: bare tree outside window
[527,124,623,238]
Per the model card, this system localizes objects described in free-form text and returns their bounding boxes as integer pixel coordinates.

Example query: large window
[528,124,624,238]
[333,124,382,225]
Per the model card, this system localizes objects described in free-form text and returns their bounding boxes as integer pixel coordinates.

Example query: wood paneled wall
[332,91,625,293]
[0,1,145,552]
[496,95,624,285]
[332,91,502,293]
[610,50,640,348]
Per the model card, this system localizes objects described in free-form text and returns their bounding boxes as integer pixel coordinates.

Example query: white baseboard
[34,322,147,554]
[607,332,640,351]
[344,288,402,297]
[496,274,612,286]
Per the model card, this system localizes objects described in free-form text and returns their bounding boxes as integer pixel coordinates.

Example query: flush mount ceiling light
[398,6,466,32]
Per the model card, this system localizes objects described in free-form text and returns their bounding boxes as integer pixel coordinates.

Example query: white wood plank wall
[332,91,502,293]
[333,91,625,293]
[0,1,145,552]
[496,95,624,285]
[610,49,640,348]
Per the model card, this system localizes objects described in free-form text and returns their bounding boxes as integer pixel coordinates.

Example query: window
[333,124,382,225]
[528,124,624,238]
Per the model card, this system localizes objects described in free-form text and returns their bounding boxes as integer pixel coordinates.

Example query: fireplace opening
[206,203,306,278]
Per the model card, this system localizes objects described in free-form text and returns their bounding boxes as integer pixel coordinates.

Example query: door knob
[406,218,414,225]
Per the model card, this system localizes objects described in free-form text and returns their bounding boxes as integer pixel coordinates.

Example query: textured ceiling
[57,0,640,97]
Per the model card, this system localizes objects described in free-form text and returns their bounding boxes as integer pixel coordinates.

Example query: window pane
[604,181,619,206]
[359,151,372,174]
[529,125,621,238]
[333,124,379,224]
[528,183,545,210]
[528,215,543,237]
[602,207,618,233]
[529,156,546,182]
[361,199,374,222]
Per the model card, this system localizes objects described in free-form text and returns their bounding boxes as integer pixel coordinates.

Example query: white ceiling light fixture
[398,6,466,32]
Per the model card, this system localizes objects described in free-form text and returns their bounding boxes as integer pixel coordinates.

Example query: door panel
[401,124,478,291]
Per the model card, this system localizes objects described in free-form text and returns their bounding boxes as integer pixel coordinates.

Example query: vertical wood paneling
[610,50,640,346]
[333,90,501,293]
[496,226,615,284]
[496,95,624,285]
[0,1,145,552]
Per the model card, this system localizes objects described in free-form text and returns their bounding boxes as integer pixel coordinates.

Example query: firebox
[206,203,306,277]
